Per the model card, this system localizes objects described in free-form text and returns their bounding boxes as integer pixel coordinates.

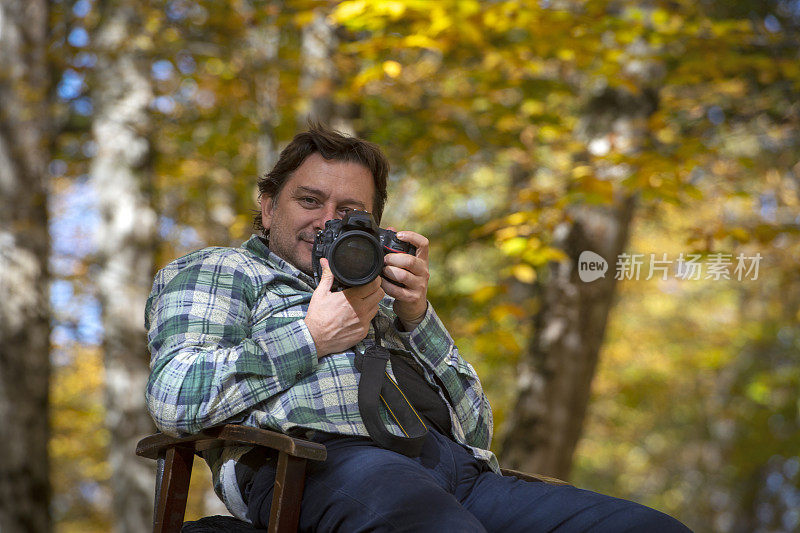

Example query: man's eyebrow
[294,186,327,198]
[294,186,367,209]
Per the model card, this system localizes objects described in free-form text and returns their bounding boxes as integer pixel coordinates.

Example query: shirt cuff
[394,303,454,370]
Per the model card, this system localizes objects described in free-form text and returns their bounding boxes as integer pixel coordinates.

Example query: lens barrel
[327,230,383,287]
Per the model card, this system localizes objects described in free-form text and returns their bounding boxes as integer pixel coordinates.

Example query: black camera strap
[354,319,428,457]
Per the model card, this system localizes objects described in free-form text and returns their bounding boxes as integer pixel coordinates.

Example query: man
[146,126,690,532]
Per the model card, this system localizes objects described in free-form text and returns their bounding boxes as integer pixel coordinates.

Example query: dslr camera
[312,210,416,291]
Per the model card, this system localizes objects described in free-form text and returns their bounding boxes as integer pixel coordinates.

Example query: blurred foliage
[46,0,800,531]
[50,347,109,532]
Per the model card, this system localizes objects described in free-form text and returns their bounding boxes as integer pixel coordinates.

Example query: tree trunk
[297,9,350,131]
[500,197,636,479]
[0,0,52,531]
[250,10,281,176]
[499,86,658,479]
[90,4,157,531]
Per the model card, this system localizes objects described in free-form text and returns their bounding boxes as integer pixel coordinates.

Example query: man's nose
[313,204,340,231]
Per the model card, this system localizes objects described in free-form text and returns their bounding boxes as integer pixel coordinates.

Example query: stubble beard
[267,230,316,277]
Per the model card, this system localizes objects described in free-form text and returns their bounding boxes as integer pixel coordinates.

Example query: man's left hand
[381,230,430,331]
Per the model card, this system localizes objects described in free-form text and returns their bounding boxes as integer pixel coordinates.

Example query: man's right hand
[304,258,385,358]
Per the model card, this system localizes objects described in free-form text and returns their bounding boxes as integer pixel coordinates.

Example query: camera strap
[354,320,428,457]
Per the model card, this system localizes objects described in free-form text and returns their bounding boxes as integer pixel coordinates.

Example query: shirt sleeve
[394,303,493,450]
[145,252,318,436]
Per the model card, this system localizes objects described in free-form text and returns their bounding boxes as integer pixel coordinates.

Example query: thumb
[317,258,334,292]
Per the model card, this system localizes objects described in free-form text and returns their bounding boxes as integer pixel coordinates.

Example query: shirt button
[295,371,302,380]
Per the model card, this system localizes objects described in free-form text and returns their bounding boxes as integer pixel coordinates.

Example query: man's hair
[253,125,390,237]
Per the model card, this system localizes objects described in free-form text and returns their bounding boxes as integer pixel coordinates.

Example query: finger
[363,286,386,308]
[381,278,415,301]
[316,258,334,293]
[359,301,381,324]
[383,253,426,276]
[395,231,429,261]
[380,277,404,299]
[350,286,384,319]
[382,265,419,288]
[344,277,384,299]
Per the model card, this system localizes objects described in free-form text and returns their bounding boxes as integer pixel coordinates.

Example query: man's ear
[260,195,275,232]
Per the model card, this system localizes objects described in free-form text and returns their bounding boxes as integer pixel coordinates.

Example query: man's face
[261,152,376,275]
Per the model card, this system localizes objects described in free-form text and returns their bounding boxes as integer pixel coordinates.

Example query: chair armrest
[500,468,571,486]
[136,424,327,462]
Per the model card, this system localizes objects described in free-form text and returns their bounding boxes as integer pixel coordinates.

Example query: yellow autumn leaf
[495,226,519,241]
[512,263,537,283]
[521,99,545,116]
[472,285,501,304]
[331,0,367,23]
[382,60,402,78]
[403,34,442,50]
[651,8,669,28]
[500,237,527,256]
[572,165,593,178]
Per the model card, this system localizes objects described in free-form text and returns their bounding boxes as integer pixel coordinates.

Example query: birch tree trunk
[90,4,157,530]
[250,9,281,176]
[499,86,658,480]
[297,9,354,132]
[0,1,53,531]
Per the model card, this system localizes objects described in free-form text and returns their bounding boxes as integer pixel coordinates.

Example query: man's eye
[300,197,320,207]
[338,207,354,216]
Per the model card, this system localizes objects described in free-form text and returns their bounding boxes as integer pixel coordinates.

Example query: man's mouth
[299,232,316,246]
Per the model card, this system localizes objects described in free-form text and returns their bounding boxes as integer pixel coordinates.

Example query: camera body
[312,210,417,291]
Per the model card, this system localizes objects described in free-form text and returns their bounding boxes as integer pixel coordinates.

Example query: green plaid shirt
[145,235,497,520]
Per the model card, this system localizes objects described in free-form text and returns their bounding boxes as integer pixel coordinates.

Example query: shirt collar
[242,234,317,287]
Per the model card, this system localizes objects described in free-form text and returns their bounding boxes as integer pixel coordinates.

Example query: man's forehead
[285,156,374,206]
[293,155,372,183]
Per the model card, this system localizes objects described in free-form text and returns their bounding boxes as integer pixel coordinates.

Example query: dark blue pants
[244,429,691,532]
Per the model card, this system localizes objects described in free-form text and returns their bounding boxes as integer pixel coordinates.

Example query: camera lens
[331,234,381,283]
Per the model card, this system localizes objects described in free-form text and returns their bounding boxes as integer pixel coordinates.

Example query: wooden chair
[136,424,326,533]
[136,423,569,533]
